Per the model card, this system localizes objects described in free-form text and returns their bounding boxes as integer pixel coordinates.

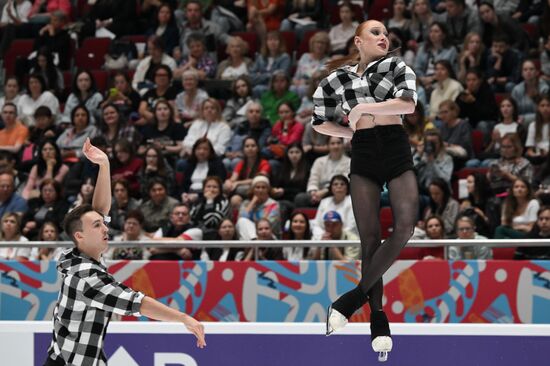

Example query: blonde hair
[226,36,249,57]
[0,212,22,241]
[200,98,223,121]
[308,31,331,55]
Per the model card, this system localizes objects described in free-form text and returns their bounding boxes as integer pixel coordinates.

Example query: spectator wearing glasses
[132,36,177,94]
[448,215,491,259]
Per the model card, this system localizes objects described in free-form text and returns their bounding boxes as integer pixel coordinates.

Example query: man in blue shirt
[0,170,27,218]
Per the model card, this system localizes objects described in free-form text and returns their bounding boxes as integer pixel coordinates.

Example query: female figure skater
[312,20,418,361]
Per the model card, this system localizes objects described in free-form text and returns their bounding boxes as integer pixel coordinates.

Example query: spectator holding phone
[414,129,454,191]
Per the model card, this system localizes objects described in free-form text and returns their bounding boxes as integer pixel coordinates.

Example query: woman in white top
[0,77,21,112]
[292,31,331,97]
[17,73,59,126]
[0,212,30,260]
[428,60,463,119]
[495,177,540,238]
[328,3,359,53]
[174,69,209,125]
[384,0,411,33]
[182,98,232,157]
[311,174,357,240]
[61,70,103,124]
[525,95,550,164]
[216,36,252,80]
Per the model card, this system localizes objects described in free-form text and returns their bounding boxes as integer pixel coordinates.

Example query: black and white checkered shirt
[46,248,144,365]
[311,56,417,126]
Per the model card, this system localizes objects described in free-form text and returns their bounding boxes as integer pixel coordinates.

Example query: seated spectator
[243,218,284,260]
[139,145,176,198]
[109,179,141,236]
[61,70,103,124]
[459,172,500,237]
[209,218,244,261]
[438,100,474,162]
[329,3,359,54]
[263,101,305,170]
[384,0,411,35]
[302,121,329,165]
[486,35,521,93]
[415,22,458,91]
[488,133,533,194]
[106,210,149,260]
[311,210,359,260]
[236,174,281,240]
[249,30,292,97]
[181,137,227,199]
[471,97,524,166]
[439,0,480,47]
[295,70,326,126]
[525,95,550,165]
[279,0,322,40]
[146,3,180,56]
[311,174,357,240]
[17,73,59,126]
[182,98,231,157]
[132,36,177,94]
[222,76,255,129]
[0,0,32,58]
[31,10,71,69]
[246,0,284,41]
[541,36,550,84]
[403,102,434,155]
[414,129,454,191]
[0,170,27,217]
[448,215,492,259]
[173,32,216,80]
[68,177,95,211]
[260,70,301,125]
[495,177,540,238]
[0,103,29,155]
[21,178,68,240]
[100,72,141,120]
[428,60,464,120]
[272,143,310,211]
[512,0,543,24]
[62,136,106,199]
[424,178,460,236]
[0,212,29,259]
[456,68,498,135]
[177,1,229,60]
[515,206,550,259]
[111,139,143,195]
[216,36,252,80]
[137,64,178,125]
[27,106,59,145]
[409,0,437,44]
[81,0,137,39]
[387,26,416,67]
[140,177,180,232]
[298,136,350,207]
[457,32,488,83]
[0,77,21,114]
[479,1,527,52]
[291,31,330,98]
[21,139,68,200]
[175,69,209,125]
[189,176,230,240]
[150,203,203,260]
[0,151,25,191]
[28,48,63,96]
[224,136,271,207]
[283,211,313,261]
[56,105,99,162]
[410,215,445,259]
[28,0,71,25]
[98,104,142,153]
[225,103,271,171]
[35,221,61,260]
[511,59,550,125]
[139,100,185,164]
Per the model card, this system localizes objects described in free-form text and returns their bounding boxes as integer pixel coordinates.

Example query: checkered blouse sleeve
[81,270,145,316]
[392,59,417,105]
[311,70,344,126]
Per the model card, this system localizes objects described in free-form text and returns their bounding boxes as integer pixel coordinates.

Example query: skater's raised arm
[82,138,111,215]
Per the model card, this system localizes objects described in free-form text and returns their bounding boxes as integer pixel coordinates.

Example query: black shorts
[350,124,414,191]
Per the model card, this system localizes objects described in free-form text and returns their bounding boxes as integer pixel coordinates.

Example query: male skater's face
[79,211,109,254]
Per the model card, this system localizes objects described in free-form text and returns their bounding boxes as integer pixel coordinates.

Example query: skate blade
[372,335,392,362]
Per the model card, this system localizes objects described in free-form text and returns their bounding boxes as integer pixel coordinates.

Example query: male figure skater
[44,138,205,365]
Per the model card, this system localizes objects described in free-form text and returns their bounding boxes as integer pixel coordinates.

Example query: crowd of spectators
[1,0,550,262]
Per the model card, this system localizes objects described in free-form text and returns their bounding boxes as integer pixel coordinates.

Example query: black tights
[333,170,419,318]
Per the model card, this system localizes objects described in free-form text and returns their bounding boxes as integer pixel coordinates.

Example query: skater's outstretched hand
[182,313,206,348]
[82,138,109,166]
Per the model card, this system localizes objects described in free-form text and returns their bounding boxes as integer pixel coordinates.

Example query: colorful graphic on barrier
[1,260,549,323]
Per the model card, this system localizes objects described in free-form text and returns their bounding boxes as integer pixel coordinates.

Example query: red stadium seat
[231,31,259,58]
[293,208,318,220]
[75,37,111,70]
[121,35,147,44]
[494,93,510,106]
[297,29,321,59]
[91,70,109,93]
[3,39,34,77]
[471,130,485,157]
[367,0,391,21]
[280,31,297,56]
[492,247,516,260]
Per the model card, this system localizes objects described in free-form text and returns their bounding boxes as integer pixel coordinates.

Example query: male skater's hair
[63,204,96,244]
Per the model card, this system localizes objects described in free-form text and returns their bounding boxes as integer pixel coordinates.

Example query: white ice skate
[325,305,348,336]
[370,310,392,362]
